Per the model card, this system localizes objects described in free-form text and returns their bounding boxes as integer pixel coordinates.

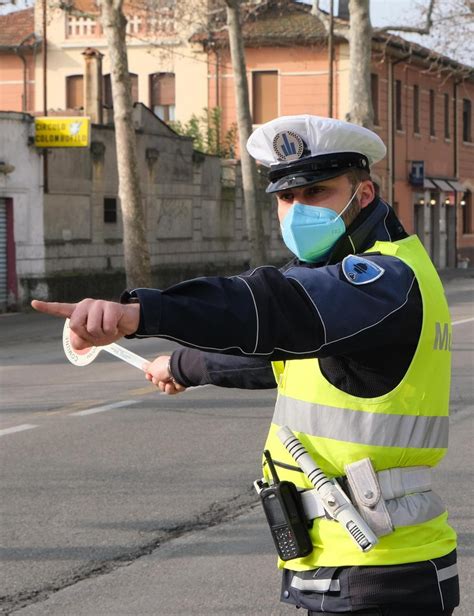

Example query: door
[0,198,7,310]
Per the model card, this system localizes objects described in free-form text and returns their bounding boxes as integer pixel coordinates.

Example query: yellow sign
[34,117,91,148]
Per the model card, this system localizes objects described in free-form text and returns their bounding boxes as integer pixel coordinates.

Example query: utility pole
[42,0,48,193]
[328,0,334,117]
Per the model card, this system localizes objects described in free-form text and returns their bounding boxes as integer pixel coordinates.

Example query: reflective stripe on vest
[273,396,449,449]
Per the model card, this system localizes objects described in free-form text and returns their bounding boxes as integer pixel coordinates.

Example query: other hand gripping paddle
[62,318,147,370]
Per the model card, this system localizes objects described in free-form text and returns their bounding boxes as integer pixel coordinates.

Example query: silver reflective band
[436,563,458,583]
[290,575,341,593]
[385,491,446,527]
[273,396,449,449]
[378,466,432,500]
[300,486,446,528]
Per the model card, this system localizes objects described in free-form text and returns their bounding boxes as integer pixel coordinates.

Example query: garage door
[0,198,7,308]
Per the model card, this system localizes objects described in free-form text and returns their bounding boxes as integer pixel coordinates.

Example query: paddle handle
[104,343,148,371]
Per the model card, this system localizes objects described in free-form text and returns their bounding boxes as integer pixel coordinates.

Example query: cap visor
[266,169,348,194]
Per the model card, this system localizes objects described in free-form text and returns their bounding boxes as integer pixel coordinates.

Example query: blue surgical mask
[280,184,361,262]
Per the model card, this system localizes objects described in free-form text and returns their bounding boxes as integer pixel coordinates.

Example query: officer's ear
[359,180,375,208]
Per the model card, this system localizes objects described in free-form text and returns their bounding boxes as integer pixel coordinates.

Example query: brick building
[197,1,474,267]
[0,8,39,113]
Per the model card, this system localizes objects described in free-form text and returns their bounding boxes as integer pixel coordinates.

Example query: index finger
[31,300,77,318]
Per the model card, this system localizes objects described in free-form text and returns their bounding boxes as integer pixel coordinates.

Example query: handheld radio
[254,450,313,561]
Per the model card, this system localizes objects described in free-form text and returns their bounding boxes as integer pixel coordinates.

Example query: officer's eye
[279,192,294,202]
[305,186,325,197]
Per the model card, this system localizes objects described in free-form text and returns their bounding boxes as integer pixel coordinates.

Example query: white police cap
[247,114,387,193]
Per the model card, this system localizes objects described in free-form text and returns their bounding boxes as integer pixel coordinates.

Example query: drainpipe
[214,44,224,152]
[42,0,48,193]
[18,51,28,112]
[453,78,460,267]
[13,35,40,114]
[387,60,393,204]
[388,55,408,207]
[327,0,334,117]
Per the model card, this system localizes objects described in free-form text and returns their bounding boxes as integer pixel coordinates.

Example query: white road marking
[452,317,474,326]
[70,400,139,416]
[0,424,38,437]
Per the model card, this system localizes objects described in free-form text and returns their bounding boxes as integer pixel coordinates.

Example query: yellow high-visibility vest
[265,235,456,569]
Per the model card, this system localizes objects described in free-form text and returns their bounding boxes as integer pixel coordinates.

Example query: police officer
[32,115,459,615]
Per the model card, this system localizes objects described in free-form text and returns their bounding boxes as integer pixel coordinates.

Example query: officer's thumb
[31,300,76,318]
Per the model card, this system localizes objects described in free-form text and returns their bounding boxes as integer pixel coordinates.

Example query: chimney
[82,47,104,124]
[337,0,350,20]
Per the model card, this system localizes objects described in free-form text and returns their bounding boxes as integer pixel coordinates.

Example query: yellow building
[33,0,208,122]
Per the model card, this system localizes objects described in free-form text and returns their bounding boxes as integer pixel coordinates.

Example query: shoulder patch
[342,255,385,285]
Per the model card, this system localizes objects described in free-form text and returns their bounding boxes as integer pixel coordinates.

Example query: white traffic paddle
[62,318,147,370]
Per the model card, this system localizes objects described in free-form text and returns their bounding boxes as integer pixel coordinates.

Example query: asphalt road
[0,275,473,615]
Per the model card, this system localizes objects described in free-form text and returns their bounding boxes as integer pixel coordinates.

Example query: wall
[0,112,45,305]
[0,107,289,307]
[0,51,36,112]
[369,55,473,266]
[209,44,333,139]
[33,3,208,123]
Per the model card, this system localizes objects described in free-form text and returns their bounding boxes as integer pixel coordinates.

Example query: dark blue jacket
[123,199,422,398]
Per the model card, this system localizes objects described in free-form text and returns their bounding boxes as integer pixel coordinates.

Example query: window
[149,72,175,121]
[463,98,472,142]
[444,93,450,139]
[413,85,420,134]
[395,79,403,131]
[252,71,278,125]
[66,75,84,109]
[103,73,139,108]
[429,89,436,136]
[462,191,472,234]
[104,198,117,224]
[371,73,379,125]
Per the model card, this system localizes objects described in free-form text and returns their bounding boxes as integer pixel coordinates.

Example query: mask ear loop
[335,182,362,222]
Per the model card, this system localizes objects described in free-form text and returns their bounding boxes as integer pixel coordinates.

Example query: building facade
[199,2,474,267]
[0,8,39,113]
[0,107,287,309]
[0,0,473,304]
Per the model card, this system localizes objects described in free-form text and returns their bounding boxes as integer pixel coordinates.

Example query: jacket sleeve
[123,255,420,361]
[170,348,276,389]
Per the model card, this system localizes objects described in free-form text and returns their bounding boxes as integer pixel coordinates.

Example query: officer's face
[275,174,375,228]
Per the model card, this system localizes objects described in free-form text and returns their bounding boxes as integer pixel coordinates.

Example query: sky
[1,0,473,65]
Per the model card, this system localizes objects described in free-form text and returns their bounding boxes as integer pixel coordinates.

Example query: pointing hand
[31,298,140,350]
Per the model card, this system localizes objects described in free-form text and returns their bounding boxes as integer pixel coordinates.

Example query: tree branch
[311,0,348,38]
[373,0,434,34]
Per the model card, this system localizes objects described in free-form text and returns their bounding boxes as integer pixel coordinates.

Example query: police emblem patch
[342,255,385,285]
[273,131,305,162]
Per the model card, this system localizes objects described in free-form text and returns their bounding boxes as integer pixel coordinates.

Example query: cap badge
[272,131,305,162]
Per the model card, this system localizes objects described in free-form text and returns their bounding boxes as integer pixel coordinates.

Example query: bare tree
[347,0,373,127]
[48,0,152,289]
[93,0,267,269]
[224,0,266,267]
[97,0,151,289]
[312,0,438,128]
[406,0,473,65]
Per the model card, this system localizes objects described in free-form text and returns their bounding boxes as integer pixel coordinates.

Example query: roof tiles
[0,8,36,48]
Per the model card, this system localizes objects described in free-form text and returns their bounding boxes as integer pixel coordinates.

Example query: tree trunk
[98,0,152,289]
[225,0,266,267]
[348,0,374,128]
